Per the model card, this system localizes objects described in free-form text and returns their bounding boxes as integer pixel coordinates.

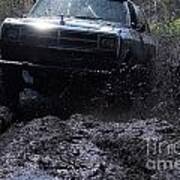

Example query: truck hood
[3,17,124,35]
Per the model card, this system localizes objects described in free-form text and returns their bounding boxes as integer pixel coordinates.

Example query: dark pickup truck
[0,0,156,110]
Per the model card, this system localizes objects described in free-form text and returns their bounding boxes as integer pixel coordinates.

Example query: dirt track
[0,105,180,180]
[0,63,179,179]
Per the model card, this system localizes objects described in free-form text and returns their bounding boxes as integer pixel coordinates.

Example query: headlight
[100,37,117,49]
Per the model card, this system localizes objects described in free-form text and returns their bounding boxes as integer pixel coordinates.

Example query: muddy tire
[0,67,23,112]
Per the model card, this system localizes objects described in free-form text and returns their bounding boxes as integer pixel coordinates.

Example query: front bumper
[1,42,118,73]
[0,58,112,76]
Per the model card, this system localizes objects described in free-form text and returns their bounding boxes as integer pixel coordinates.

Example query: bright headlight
[100,37,116,49]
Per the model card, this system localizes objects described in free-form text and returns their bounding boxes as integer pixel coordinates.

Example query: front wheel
[0,67,23,112]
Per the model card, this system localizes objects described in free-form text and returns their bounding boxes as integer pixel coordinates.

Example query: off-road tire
[0,67,23,112]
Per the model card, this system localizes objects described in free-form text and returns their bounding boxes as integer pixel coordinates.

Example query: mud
[0,110,180,180]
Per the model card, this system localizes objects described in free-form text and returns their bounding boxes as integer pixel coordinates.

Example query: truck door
[127,1,144,61]
[134,6,156,60]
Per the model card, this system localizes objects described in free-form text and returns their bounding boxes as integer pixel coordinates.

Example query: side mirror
[21,14,27,18]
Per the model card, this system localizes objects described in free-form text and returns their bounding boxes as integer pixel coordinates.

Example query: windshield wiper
[74,15,103,20]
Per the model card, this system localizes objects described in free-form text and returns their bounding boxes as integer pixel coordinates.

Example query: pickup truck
[0,0,156,111]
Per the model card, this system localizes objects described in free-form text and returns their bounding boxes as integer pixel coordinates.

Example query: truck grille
[58,30,97,49]
[20,27,98,49]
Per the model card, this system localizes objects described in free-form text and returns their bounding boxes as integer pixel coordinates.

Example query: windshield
[29,0,128,24]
